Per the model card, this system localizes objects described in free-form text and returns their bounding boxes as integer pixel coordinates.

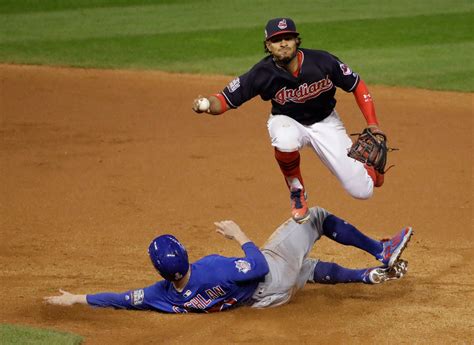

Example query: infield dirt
[0,64,472,344]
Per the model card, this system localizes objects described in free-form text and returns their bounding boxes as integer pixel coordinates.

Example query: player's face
[266,34,298,65]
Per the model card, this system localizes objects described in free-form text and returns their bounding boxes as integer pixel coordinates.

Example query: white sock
[287,177,303,191]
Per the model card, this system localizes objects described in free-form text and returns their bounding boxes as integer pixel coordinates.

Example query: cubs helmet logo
[278,19,287,30]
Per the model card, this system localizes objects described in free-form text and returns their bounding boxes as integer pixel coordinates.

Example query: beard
[273,50,297,66]
[276,56,293,65]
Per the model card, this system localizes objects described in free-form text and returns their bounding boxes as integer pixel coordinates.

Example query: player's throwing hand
[192,95,210,113]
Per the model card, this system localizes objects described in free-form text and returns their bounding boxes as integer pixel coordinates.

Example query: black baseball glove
[347,127,394,173]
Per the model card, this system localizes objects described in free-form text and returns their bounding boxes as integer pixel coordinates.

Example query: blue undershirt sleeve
[86,283,161,311]
[87,291,137,309]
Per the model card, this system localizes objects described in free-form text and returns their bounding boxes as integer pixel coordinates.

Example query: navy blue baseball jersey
[221,48,360,125]
[86,242,269,313]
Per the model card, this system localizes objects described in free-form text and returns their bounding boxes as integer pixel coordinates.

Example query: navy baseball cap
[265,18,299,40]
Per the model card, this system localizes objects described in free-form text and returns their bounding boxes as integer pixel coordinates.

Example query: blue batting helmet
[148,234,189,281]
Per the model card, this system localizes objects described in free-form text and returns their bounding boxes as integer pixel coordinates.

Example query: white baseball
[197,98,210,112]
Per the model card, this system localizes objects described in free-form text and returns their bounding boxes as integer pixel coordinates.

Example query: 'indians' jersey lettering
[222,48,359,125]
[273,76,333,105]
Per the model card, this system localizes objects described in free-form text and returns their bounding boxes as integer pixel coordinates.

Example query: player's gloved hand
[367,125,386,143]
[348,126,394,174]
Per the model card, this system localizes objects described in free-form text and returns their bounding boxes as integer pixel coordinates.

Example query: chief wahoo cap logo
[278,19,287,29]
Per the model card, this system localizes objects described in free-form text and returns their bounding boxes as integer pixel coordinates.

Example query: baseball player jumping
[193,18,387,224]
[45,208,413,312]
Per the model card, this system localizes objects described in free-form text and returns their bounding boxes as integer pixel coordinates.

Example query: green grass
[0,324,83,345]
[0,0,473,91]
[0,0,189,14]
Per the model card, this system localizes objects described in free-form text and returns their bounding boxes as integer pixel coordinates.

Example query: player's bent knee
[343,180,373,199]
[268,118,303,151]
[271,133,301,151]
[350,190,373,200]
[270,131,302,151]
[351,190,373,200]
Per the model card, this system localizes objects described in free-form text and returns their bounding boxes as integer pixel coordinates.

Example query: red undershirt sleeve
[353,79,378,126]
[212,93,228,113]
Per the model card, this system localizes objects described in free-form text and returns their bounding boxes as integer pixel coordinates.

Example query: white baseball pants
[267,110,374,199]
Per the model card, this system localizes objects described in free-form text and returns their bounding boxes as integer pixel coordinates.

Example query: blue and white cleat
[378,227,413,268]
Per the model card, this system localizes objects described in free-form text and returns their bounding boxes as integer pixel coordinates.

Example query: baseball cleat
[378,227,413,267]
[290,188,310,224]
[364,259,408,284]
